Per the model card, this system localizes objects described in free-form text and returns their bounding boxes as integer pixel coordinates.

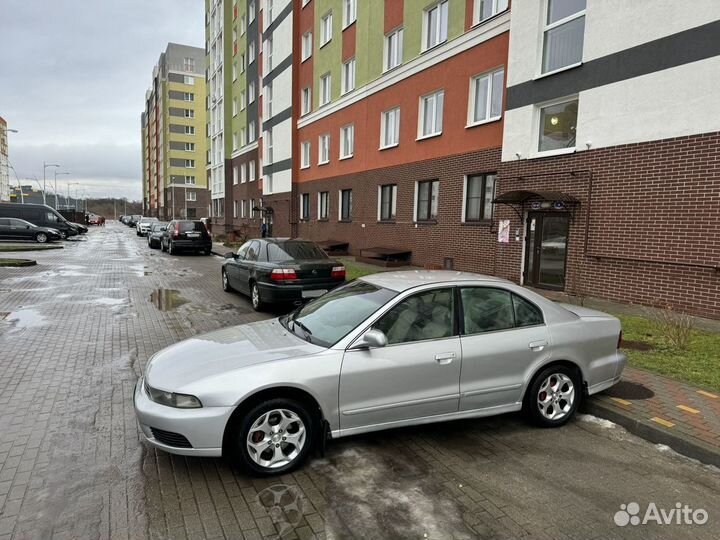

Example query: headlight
[145,381,202,408]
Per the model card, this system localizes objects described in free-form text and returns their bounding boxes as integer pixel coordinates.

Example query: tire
[250,282,264,311]
[222,269,233,292]
[232,398,315,476]
[524,364,581,428]
[59,230,67,240]
[35,232,48,244]
[161,240,166,252]
[168,241,175,255]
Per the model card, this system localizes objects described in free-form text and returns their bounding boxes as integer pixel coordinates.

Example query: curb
[0,258,37,267]
[582,399,720,468]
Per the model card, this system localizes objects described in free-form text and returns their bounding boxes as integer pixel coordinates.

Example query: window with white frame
[249,160,256,181]
[232,97,238,116]
[185,159,195,168]
[240,53,246,72]
[233,166,239,185]
[240,14,246,35]
[186,191,197,202]
[318,134,330,164]
[266,36,274,71]
[185,142,195,151]
[232,61,237,80]
[248,41,256,63]
[241,199,247,218]
[185,175,196,184]
[379,184,397,221]
[320,73,331,106]
[381,107,400,148]
[241,162,247,183]
[301,141,311,169]
[183,92,194,102]
[249,120,256,142]
[340,124,354,159]
[423,1,448,51]
[538,97,578,152]
[419,90,444,138]
[233,200,238,218]
[318,191,329,220]
[464,173,496,221]
[542,0,586,74]
[320,12,333,46]
[474,0,508,24]
[384,28,403,71]
[342,0,357,28]
[266,0,274,23]
[416,179,439,221]
[301,87,312,115]
[266,82,273,116]
[249,0,256,22]
[184,109,195,118]
[184,75,194,85]
[240,90,246,110]
[183,57,195,71]
[185,126,195,135]
[302,31,313,61]
[300,193,310,220]
[232,132,238,150]
[341,58,355,95]
[241,127,247,146]
[265,130,273,163]
[469,67,504,125]
[340,189,352,221]
[248,81,256,103]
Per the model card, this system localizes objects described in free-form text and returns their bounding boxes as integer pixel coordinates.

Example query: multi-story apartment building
[141,43,209,220]
[0,117,10,202]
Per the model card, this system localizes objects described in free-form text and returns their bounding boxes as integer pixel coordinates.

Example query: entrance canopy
[492,190,579,204]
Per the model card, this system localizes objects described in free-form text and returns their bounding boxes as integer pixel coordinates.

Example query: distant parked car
[147,222,168,249]
[222,238,346,311]
[0,202,79,239]
[126,215,142,227]
[0,217,62,243]
[136,217,159,236]
[160,220,212,255]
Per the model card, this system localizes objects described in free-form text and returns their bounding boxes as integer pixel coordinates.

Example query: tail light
[331,266,346,279]
[270,268,298,281]
[617,330,623,349]
[173,222,180,238]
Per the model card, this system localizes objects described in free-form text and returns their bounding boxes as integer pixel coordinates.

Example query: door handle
[435,352,456,365]
[528,340,548,351]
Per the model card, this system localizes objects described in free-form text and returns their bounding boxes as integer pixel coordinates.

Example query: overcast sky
[1,0,204,201]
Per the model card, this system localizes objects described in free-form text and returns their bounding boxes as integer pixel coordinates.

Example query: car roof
[359,270,511,292]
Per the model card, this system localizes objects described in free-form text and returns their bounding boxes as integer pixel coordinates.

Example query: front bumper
[133,377,232,457]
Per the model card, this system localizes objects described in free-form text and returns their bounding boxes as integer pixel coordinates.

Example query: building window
[538,98,578,152]
[341,58,356,95]
[185,142,195,151]
[265,130,273,163]
[300,193,310,220]
[318,134,330,164]
[240,90,246,110]
[240,14,246,35]
[464,174,496,222]
[249,0,256,22]
[318,191,329,220]
[184,75,194,85]
[241,199,247,218]
[249,120,256,142]
[340,189,352,221]
[183,57,195,71]
[232,62,237,81]
[266,82,273,116]
[240,53,246,73]
[381,107,400,148]
[183,92,194,102]
[186,191,197,202]
[301,141,311,169]
[379,184,397,221]
[340,124,354,159]
[301,87,312,115]
[419,90,444,138]
[384,28,403,71]
[474,0,508,24]
[185,159,195,168]
[416,179,439,221]
[266,0,274,23]
[248,81,256,102]
[320,73,331,106]
[233,200,238,218]
[423,1,448,51]
[241,162,247,183]
[240,127,247,146]
[266,37,274,71]
[342,0,357,28]
[184,126,195,135]
[320,12,333,46]
[248,41,256,63]
[233,166,239,185]
[542,0,586,74]
[185,176,196,184]
[469,68,504,125]
[302,31,313,61]
[232,97,238,116]
[232,132,238,150]
[184,109,195,118]
[249,160,256,181]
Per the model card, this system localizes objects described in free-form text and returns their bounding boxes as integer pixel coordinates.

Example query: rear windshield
[268,241,328,262]
[179,221,206,232]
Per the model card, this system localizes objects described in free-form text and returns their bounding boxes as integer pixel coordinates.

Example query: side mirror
[224,252,237,259]
[349,329,388,350]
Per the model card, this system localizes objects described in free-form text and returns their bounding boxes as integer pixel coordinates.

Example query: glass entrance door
[524,213,569,290]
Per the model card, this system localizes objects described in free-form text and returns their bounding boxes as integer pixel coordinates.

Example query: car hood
[145,318,324,391]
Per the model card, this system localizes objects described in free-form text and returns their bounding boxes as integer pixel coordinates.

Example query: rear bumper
[258,280,343,304]
[169,240,212,250]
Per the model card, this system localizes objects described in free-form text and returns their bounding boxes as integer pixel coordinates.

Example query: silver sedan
[134,271,626,475]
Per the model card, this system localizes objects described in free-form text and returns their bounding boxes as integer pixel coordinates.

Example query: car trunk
[175,222,210,241]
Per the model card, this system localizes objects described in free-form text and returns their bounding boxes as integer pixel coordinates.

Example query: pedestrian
[260,222,267,238]
[101,216,106,227]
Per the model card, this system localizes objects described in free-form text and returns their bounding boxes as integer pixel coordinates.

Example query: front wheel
[222,269,233,292]
[233,398,315,476]
[59,231,67,240]
[35,232,48,244]
[524,365,580,427]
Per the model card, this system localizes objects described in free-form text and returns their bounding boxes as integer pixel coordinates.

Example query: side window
[237,241,252,259]
[0,218,10,226]
[513,294,544,327]
[46,212,59,223]
[257,242,268,262]
[374,288,454,345]
[461,288,515,334]
[246,240,260,261]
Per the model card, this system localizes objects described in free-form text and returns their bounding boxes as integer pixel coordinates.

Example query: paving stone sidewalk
[586,366,720,467]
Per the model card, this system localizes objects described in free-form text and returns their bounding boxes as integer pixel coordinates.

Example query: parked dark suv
[160,220,212,255]
[0,202,79,239]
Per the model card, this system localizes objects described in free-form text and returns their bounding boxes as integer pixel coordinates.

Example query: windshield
[268,241,328,262]
[281,280,397,347]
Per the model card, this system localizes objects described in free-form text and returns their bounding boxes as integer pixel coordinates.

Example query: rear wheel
[251,282,264,311]
[35,232,48,244]
[524,365,580,427]
[232,398,315,476]
[168,241,175,255]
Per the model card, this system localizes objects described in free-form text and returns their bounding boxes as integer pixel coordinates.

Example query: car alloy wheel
[35,232,48,243]
[537,373,575,421]
[251,283,263,311]
[222,269,232,292]
[168,242,174,255]
[59,231,67,240]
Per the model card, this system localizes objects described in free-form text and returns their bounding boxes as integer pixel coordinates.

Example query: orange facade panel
[297,32,508,183]
[385,0,404,33]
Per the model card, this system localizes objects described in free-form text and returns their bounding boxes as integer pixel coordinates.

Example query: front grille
[150,427,193,448]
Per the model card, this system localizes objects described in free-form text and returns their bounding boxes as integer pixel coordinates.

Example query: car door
[10,219,33,241]
[237,240,260,290]
[226,241,251,290]
[163,221,174,247]
[458,287,550,411]
[0,218,13,240]
[339,287,461,431]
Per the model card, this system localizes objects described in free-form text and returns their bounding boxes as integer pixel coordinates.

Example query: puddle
[149,289,188,311]
[93,297,127,307]
[3,308,46,331]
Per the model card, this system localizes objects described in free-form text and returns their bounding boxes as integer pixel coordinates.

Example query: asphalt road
[0,223,718,540]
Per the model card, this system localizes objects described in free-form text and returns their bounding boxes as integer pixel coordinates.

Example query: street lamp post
[54,170,69,209]
[68,181,80,210]
[43,162,60,205]
[7,163,24,204]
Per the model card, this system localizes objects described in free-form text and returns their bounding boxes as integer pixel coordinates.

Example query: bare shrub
[648,306,695,351]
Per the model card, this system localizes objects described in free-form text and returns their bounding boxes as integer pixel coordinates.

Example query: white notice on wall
[498,220,510,243]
